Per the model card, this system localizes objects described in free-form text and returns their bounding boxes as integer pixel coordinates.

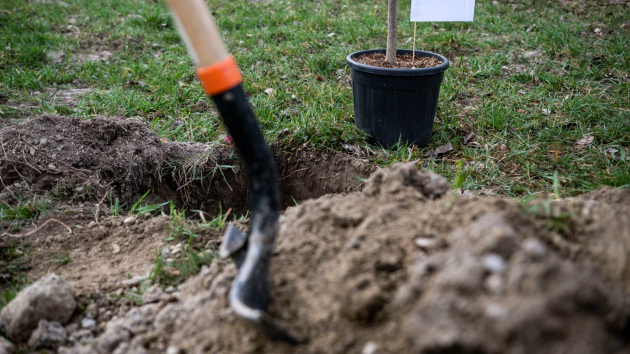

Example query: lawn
[0,0,628,197]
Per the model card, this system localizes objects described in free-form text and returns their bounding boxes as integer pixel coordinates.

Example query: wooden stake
[412,22,417,63]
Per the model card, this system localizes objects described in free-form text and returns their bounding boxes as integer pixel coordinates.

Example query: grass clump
[151,247,217,287]
[0,195,52,222]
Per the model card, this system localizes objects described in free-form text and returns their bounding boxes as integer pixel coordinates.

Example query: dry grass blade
[1,218,72,238]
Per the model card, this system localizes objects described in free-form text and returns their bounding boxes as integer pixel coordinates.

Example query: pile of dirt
[0,115,163,204]
[3,116,630,353]
[55,164,630,354]
[0,115,372,218]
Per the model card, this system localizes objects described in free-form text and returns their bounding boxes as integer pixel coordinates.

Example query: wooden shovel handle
[165,0,229,68]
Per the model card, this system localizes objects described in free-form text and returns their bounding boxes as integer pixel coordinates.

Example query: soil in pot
[354,52,442,69]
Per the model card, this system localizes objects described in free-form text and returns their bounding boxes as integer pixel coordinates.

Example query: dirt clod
[0,274,76,342]
[28,320,68,350]
[0,337,15,354]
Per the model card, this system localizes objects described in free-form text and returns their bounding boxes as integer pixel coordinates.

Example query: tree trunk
[385,0,398,65]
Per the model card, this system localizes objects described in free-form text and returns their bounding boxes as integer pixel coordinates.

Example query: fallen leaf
[542,108,550,115]
[343,144,362,157]
[575,135,594,149]
[264,88,274,95]
[435,142,453,154]
[428,142,455,158]
[316,75,324,81]
[463,133,475,145]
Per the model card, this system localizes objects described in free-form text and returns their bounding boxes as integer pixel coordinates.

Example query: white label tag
[410,0,476,22]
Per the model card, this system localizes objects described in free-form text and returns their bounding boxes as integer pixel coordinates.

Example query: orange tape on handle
[196,56,242,96]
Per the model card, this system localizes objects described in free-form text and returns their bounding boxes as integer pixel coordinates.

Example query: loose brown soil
[0,115,163,205]
[0,115,373,218]
[354,53,442,69]
[2,117,630,354]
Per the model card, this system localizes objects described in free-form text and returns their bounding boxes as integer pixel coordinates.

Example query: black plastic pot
[346,49,449,148]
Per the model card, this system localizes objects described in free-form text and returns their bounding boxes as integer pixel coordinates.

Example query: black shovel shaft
[211,84,279,217]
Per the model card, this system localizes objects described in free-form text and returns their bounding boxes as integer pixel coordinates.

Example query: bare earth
[1,117,629,354]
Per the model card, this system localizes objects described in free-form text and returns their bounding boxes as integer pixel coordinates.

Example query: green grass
[128,190,168,217]
[0,195,53,233]
[0,0,628,197]
[151,244,217,287]
[0,195,52,221]
[0,239,30,313]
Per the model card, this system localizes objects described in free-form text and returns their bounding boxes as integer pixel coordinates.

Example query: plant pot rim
[346,49,449,77]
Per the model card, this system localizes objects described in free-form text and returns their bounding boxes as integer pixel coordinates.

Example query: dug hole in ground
[1,116,629,354]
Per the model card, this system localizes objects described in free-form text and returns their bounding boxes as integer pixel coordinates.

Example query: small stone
[523,238,546,258]
[362,341,379,354]
[485,273,504,294]
[484,303,507,318]
[112,243,121,254]
[68,329,94,345]
[164,286,176,293]
[166,346,181,354]
[81,318,96,329]
[39,137,48,146]
[0,274,76,342]
[139,304,160,321]
[483,254,506,273]
[122,308,147,335]
[414,237,446,250]
[84,303,98,319]
[142,285,164,304]
[123,216,137,226]
[28,320,67,350]
[95,321,130,353]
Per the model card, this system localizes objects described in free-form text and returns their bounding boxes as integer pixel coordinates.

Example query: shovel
[165,0,299,344]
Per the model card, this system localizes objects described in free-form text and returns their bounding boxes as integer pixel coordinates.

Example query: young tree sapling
[385,0,398,65]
